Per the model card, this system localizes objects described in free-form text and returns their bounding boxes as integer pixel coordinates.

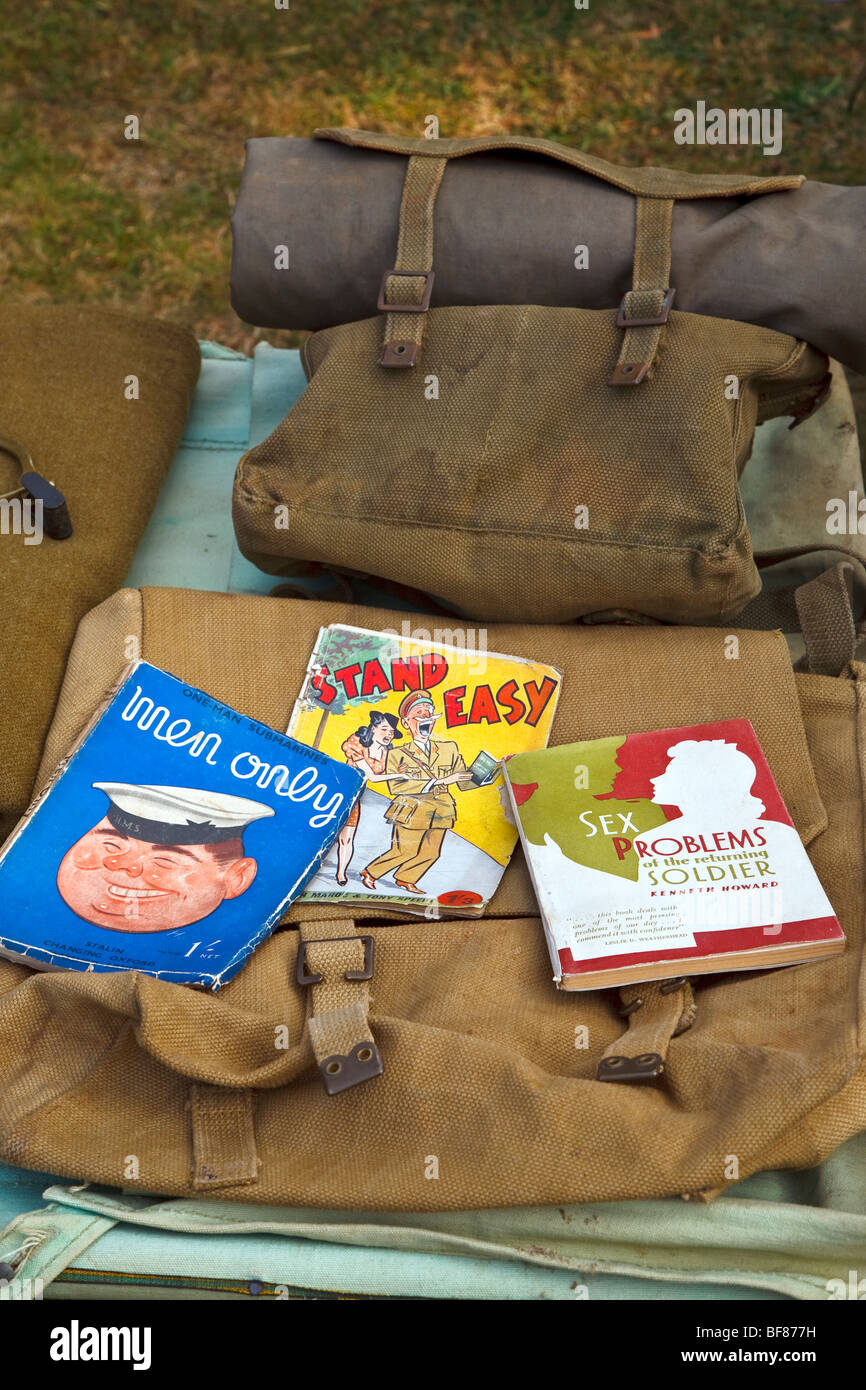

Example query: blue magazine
[0,661,364,988]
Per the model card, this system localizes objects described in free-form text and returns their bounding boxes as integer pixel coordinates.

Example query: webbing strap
[598,978,695,1082]
[318,127,806,200]
[609,196,675,387]
[379,154,448,367]
[297,919,383,1094]
[190,1084,259,1190]
[795,562,859,676]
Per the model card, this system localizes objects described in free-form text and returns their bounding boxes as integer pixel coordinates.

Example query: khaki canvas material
[233,131,829,625]
[1,588,863,1210]
[235,308,828,624]
[0,307,200,823]
[742,359,866,565]
[230,134,866,375]
[314,128,807,197]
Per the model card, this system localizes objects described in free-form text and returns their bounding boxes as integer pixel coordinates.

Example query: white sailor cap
[93,782,275,846]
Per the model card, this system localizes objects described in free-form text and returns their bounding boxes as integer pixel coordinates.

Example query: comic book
[288,624,562,918]
[505,718,844,990]
[0,662,363,988]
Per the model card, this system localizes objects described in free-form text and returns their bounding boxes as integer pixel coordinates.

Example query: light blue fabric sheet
[125,340,435,609]
[124,342,287,596]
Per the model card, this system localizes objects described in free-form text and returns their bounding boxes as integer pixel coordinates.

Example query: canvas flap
[36,589,827,872]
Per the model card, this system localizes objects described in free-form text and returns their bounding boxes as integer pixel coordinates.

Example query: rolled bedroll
[230,130,866,374]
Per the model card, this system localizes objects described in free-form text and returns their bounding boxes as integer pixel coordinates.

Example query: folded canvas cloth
[0,306,200,824]
[1,1129,864,1301]
[33,1135,866,1300]
[231,136,866,373]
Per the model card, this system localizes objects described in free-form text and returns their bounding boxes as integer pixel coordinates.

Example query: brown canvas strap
[378,154,448,367]
[609,196,675,387]
[377,156,676,380]
[795,562,859,676]
[190,1084,259,1190]
[598,978,695,1082]
[318,128,805,200]
[296,919,384,1094]
[699,549,865,673]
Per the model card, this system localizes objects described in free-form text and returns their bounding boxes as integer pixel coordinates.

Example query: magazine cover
[505,717,843,989]
[0,662,364,988]
[288,624,562,917]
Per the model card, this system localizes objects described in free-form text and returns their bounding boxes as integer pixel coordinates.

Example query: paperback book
[0,661,364,988]
[504,717,844,990]
[288,623,562,917]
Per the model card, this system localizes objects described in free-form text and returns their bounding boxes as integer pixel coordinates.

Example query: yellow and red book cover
[288,624,562,918]
[505,718,844,989]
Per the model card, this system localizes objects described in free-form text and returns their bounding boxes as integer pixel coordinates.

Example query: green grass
[0,0,863,350]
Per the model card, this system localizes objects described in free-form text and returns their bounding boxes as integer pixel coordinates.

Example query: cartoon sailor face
[56,783,274,933]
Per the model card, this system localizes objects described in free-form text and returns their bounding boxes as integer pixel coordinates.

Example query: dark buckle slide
[615,287,676,328]
[297,935,375,986]
[377,268,435,313]
[597,1052,664,1083]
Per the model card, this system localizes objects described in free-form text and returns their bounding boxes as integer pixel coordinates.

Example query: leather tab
[608,361,650,386]
[380,340,419,368]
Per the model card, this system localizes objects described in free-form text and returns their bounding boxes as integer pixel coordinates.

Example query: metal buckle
[597,1052,664,1083]
[0,435,73,540]
[615,286,676,328]
[377,268,435,313]
[619,996,644,1017]
[297,934,374,987]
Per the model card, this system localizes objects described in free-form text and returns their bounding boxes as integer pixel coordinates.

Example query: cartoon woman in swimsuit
[335,710,401,885]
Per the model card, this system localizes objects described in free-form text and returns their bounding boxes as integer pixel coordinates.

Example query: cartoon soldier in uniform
[361,690,474,895]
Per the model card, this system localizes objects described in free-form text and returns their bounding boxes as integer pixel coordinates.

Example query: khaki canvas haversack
[233,131,831,625]
[0,587,863,1211]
